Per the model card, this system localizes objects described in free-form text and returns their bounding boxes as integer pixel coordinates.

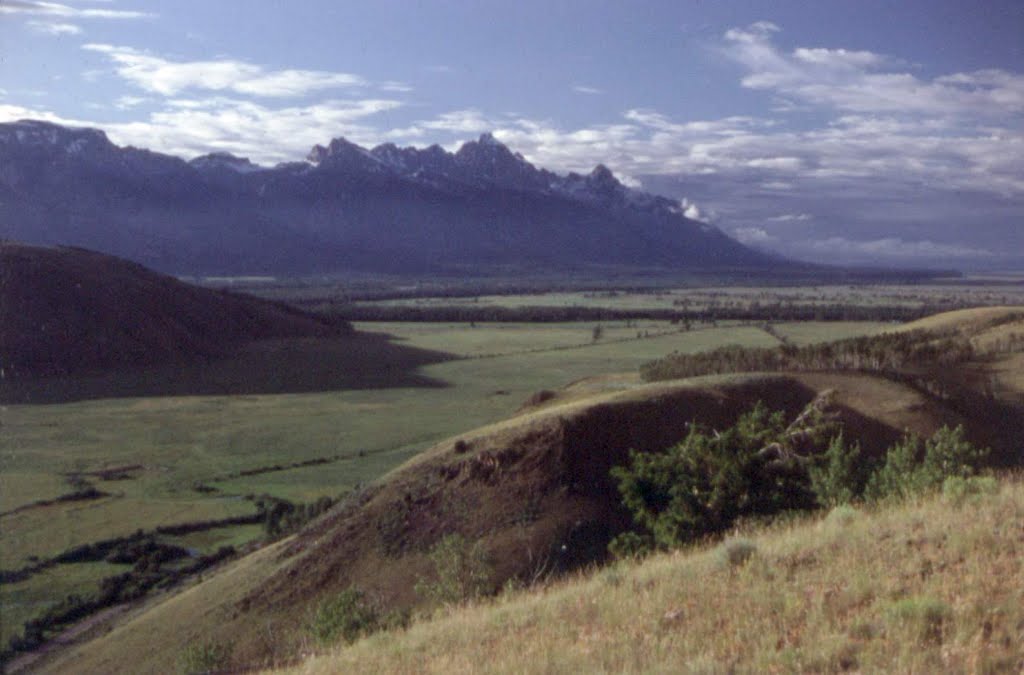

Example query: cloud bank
[2,22,1021,266]
[82,44,368,97]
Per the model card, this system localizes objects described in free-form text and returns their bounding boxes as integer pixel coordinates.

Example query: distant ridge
[0,119,780,276]
[0,242,350,380]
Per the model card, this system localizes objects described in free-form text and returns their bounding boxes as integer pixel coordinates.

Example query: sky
[2,0,1023,269]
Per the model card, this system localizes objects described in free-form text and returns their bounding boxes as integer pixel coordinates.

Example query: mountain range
[0,119,779,276]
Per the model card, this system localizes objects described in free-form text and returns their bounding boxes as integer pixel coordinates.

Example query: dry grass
[286,477,1024,675]
[897,305,1024,335]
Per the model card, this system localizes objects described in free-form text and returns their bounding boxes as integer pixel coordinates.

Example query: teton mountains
[0,119,777,276]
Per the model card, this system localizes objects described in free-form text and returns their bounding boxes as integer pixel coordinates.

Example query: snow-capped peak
[307,136,390,171]
[0,119,111,155]
[478,132,502,146]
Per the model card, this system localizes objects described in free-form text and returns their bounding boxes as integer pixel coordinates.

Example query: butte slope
[0,243,447,403]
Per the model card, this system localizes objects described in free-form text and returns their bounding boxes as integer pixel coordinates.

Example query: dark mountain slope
[0,242,350,380]
[0,120,780,276]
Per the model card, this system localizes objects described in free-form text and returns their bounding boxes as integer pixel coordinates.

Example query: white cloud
[680,197,713,222]
[0,1,152,19]
[724,21,779,43]
[0,102,83,125]
[617,174,642,189]
[114,95,148,109]
[572,85,604,95]
[26,19,82,34]
[379,81,413,93]
[794,237,994,260]
[82,44,367,97]
[402,106,1022,199]
[387,109,495,139]
[746,156,803,170]
[121,99,401,164]
[0,98,403,165]
[792,48,885,69]
[722,22,1024,117]
[733,227,778,245]
[766,213,812,222]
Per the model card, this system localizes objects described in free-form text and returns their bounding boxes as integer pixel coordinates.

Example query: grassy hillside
[7,307,1022,672]
[27,370,980,673]
[288,476,1024,674]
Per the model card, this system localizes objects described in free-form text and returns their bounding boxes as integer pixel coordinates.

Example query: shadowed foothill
[0,243,454,403]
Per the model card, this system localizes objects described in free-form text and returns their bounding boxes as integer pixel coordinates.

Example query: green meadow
[0,319,889,647]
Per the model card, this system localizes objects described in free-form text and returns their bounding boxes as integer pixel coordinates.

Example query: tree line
[325,302,964,324]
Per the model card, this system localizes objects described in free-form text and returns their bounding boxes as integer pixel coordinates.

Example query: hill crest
[0,242,349,380]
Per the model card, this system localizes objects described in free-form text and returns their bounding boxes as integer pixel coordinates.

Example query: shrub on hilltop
[610,402,819,554]
[610,400,991,557]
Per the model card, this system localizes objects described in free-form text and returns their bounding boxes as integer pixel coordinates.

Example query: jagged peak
[190,151,263,173]
[478,131,502,146]
[306,136,383,166]
[455,132,516,158]
[370,142,400,154]
[193,150,244,161]
[586,164,623,194]
[422,143,449,158]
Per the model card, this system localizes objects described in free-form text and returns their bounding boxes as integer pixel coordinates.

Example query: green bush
[415,534,493,607]
[610,402,816,551]
[824,504,860,528]
[919,425,988,484]
[941,475,999,505]
[309,588,380,645]
[865,425,988,501]
[380,607,412,632]
[178,639,231,674]
[808,433,863,507]
[610,410,991,558]
[717,537,758,568]
[865,433,921,501]
[608,531,653,559]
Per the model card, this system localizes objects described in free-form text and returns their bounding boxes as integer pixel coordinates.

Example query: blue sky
[2,0,1022,268]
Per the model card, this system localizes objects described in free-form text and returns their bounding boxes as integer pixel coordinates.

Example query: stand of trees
[328,303,959,324]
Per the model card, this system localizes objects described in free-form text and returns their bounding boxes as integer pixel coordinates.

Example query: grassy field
[0,562,131,647]
[0,319,890,653]
[770,321,892,345]
[287,476,1024,675]
[2,322,793,516]
[354,319,732,357]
